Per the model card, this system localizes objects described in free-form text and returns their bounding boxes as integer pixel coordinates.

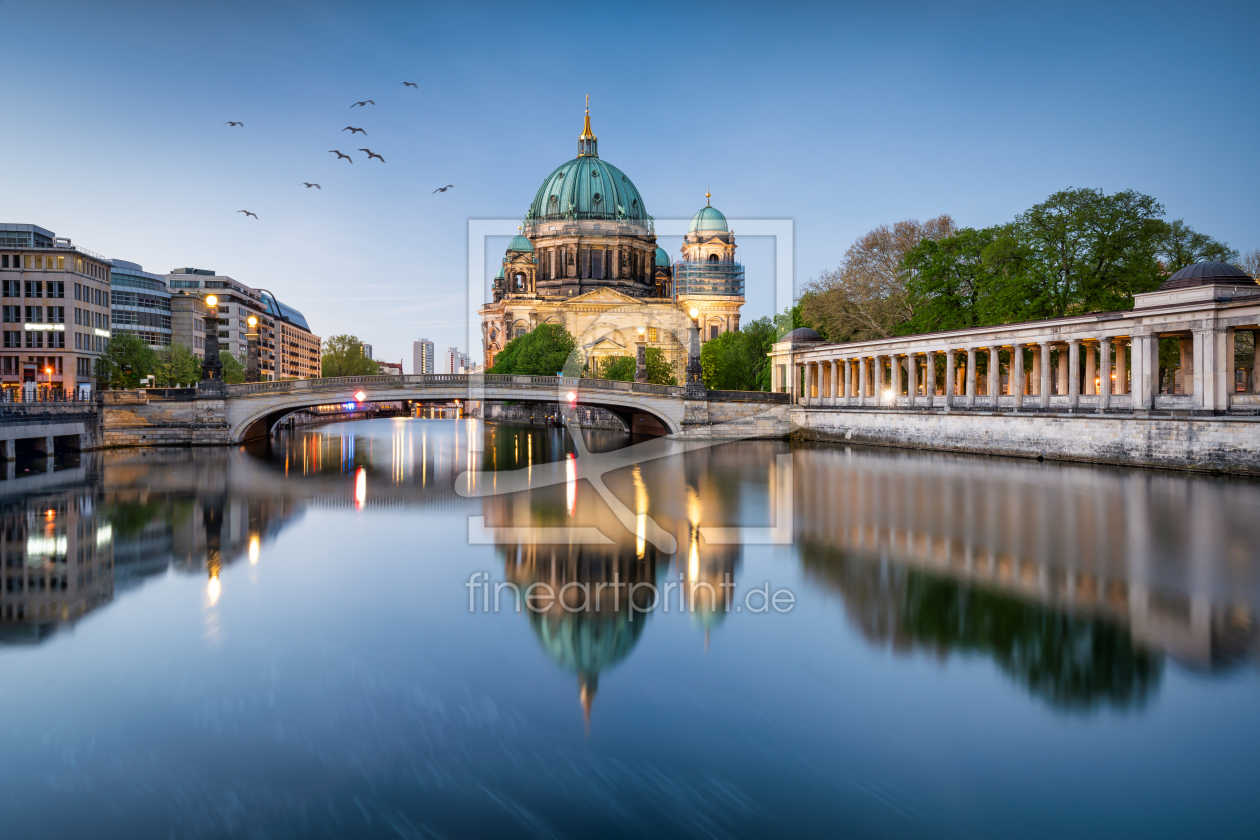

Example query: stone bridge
[100,374,790,447]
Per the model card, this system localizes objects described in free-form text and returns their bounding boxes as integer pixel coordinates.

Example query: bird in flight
[302,183,321,189]
[238,210,258,219]
[359,148,385,162]
[432,185,454,193]
[401,82,418,88]
[328,150,353,163]
[224,121,243,127]
[342,126,366,135]
[350,100,375,108]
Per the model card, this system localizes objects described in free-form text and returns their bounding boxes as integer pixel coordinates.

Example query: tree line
[95,333,243,389]
[800,187,1257,342]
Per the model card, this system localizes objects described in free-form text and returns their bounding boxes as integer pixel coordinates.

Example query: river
[1,418,1257,838]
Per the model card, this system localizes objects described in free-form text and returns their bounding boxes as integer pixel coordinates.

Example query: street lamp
[199,293,225,394]
[44,366,53,400]
[685,307,704,395]
[245,314,260,383]
[635,326,647,383]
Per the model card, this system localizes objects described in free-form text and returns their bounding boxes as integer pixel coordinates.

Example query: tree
[1156,219,1237,274]
[597,355,636,381]
[643,347,677,386]
[800,215,955,341]
[221,352,246,384]
[700,317,776,391]
[903,225,1033,333]
[1015,188,1166,317]
[487,323,581,376]
[321,334,378,378]
[153,343,202,387]
[1239,249,1260,280]
[94,333,157,389]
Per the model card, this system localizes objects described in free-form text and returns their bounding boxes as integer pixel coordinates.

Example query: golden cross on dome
[706,189,711,206]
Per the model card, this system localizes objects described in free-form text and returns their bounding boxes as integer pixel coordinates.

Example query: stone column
[1132,332,1157,411]
[1068,339,1081,410]
[1253,331,1260,394]
[1030,344,1041,396]
[944,349,955,411]
[1040,343,1051,408]
[926,352,937,408]
[858,357,868,406]
[987,347,1000,404]
[1194,328,1229,412]
[1084,343,1096,395]
[891,354,902,402]
[1114,339,1127,396]
[1098,337,1111,412]
[907,353,918,407]
[1179,336,1193,395]
[1009,344,1023,409]
[1057,345,1068,395]
[1225,328,1236,408]
[966,347,977,406]
[843,358,852,405]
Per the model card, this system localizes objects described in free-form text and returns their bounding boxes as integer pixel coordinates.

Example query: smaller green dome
[508,234,533,252]
[494,267,504,280]
[654,247,670,267]
[689,204,728,233]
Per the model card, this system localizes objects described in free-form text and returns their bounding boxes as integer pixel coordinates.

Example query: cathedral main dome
[526,103,648,224]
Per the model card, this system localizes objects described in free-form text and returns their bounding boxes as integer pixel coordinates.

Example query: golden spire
[580,94,596,141]
[705,189,711,207]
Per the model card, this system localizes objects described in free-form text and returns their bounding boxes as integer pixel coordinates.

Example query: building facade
[0,223,112,396]
[262,293,320,380]
[164,268,275,380]
[170,293,208,359]
[442,347,471,374]
[413,338,434,375]
[109,260,172,349]
[478,107,746,379]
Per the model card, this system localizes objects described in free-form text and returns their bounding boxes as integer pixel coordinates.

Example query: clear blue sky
[2,0,1256,367]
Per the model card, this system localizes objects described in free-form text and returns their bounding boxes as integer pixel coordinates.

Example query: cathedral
[480,103,746,380]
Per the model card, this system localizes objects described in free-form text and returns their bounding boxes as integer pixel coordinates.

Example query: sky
[1,0,1256,368]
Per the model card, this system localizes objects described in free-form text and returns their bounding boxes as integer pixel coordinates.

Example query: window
[25,306,41,322]
[23,256,32,269]
[25,281,42,298]
[2,280,16,296]
[0,255,6,268]
[2,306,14,323]
[50,332,64,348]
[48,281,64,298]
[710,325,719,340]
[26,331,41,348]
[56,256,64,270]
[50,306,64,323]
[3,331,18,348]
[647,327,658,342]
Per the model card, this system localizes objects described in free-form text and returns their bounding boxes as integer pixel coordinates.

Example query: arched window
[708,253,719,262]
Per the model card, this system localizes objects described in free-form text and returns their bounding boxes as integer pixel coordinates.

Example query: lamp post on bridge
[199,294,227,395]
[635,325,647,383]
[685,306,705,397]
[245,315,260,383]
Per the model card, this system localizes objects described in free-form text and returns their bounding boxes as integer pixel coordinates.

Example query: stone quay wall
[483,401,625,431]
[791,407,1260,475]
[99,393,232,448]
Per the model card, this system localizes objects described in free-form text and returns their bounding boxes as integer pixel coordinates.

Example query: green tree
[643,347,677,386]
[700,317,776,391]
[597,355,636,381]
[1015,187,1166,317]
[94,333,157,389]
[221,352,246,384]
[488,323,581,376]
[321,334,378,378]
[903,225,1033,332]
[153,343,202,387]
[1155,219,1238,274]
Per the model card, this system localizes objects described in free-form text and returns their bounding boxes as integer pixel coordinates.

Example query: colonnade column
[926,352,937,408]
[1253,331,1260,394]
[832,360,841,405]
[944,349,955,411]
[967,342,977,405]
[1084,343,1096,395]
[1040,343,1051,408]
[1132,332,1157,411]
[891,354,902,403]
[1114,339,1127,396]
[907,353,918,407]
[858,357,868,407]
[987,347,1000,404]
[1009,344,1023,410]
[1068,339,1081,410]
[1179,336,1194,395]
[1057,344,1068,395]
[1098,337,1111,412]
[843,359,852,405]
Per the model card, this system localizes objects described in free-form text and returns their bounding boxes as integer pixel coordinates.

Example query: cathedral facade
[480,105,746,380]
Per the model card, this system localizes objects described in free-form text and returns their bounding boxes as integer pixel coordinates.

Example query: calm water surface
[2,418,1258,838]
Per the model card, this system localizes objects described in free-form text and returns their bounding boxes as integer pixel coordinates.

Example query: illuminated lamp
[354,390,367,402]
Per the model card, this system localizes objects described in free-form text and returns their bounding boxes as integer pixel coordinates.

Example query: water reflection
[2,421,1258,721]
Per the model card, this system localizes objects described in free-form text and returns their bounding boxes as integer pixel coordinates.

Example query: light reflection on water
[0,417,1257,838]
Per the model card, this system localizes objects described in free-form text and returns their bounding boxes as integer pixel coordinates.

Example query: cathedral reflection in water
[3,423,1258,719]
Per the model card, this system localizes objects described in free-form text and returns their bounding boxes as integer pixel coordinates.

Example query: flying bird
[432,185,454,193]
[359,148,385,162]
[224,121,243,126]
[302,183,321,189]
[401,82,418,88]
[238,210,258,219]
[328,150,353,163]
[342,126,366,134]
[350,100,375,108]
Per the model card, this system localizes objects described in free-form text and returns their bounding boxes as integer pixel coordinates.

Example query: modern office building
[261,293,320,380]
[164,269,275,380]
[413,338,434,375]
[0,223,113,396]
[109,260,172,349]
[442,347,471,374]
[169,293,208,359]
[361,343,373,361]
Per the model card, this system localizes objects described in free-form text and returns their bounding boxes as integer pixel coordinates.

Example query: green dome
[508,234,533,252]
[654,247,670,267]
[528,156,648,223]
[494,266,504,280]
[689,204,728,233]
